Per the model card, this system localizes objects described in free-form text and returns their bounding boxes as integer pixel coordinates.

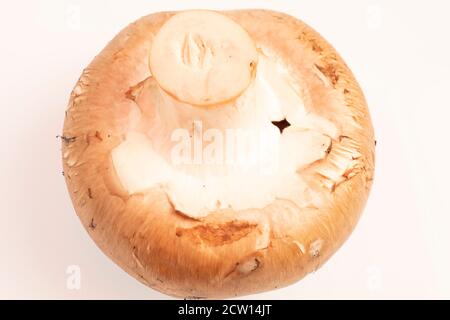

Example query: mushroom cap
[62,9,375,298]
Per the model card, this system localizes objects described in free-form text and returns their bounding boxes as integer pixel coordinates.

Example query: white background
[1,0,449,299]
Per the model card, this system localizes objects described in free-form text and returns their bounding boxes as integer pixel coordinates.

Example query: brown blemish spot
[297,31,323,53]
[309,239,323,258]
[315,63,339,86]
[325,140,333,154]
[272,14,284,21]
[176,220,257,246]
[94,131,103,141]
[310,41,322,53]
[137,273,151,286]
[113,48,126,60]
[86,131,104,146]
[125,89,136,101]
[88,218,96,230]
[330,183,336,192]
[249,60,257,78]
[57,135,76,144]
[87,188,93,199]
[343,88,350,94]
[339,135,351,142]
[225,255,262,278]
[236,257,260,275]
[271,118,291,133]
[125,78,147,101]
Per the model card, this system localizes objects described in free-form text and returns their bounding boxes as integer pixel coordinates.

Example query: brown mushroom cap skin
[62,10,375,298]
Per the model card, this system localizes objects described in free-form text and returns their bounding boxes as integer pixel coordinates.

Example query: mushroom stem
[149,10,258,106]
